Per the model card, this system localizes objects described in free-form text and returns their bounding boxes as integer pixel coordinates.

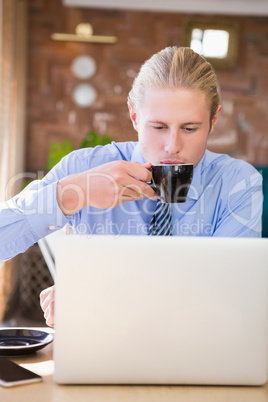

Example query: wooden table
[1,329,268,402]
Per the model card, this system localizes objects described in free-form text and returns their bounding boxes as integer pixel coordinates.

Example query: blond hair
[128,46,221,124]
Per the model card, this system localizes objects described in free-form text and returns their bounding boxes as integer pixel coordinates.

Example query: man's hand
[40,285,55,328]
[57,161,157,215]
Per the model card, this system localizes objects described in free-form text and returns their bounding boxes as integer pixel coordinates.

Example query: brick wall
[26,0,268,172]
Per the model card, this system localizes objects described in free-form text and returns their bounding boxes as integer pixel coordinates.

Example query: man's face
[129,87,221,167]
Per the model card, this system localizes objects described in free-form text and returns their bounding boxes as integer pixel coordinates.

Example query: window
[184,20,240,69]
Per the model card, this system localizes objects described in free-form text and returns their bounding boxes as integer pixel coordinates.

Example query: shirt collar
[187,151,207,200]
[130,142,145,164]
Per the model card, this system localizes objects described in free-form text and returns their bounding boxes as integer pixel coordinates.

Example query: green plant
[22,131,112,189]
[80,131,112,148]
[46,140,74,171]
[47,131,112,171]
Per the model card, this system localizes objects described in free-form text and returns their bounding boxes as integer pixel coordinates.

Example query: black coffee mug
[149,164,193,203]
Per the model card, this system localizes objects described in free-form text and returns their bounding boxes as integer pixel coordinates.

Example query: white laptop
[53,235,268,386]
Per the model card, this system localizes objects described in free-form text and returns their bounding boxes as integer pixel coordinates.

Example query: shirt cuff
[24,181,68,240]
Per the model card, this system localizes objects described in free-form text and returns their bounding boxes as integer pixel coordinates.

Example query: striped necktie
[148,199,172,236]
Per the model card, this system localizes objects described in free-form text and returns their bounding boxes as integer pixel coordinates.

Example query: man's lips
[160,160,185,164]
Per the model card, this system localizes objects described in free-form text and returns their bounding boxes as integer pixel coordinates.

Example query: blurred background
[0,0,267,326]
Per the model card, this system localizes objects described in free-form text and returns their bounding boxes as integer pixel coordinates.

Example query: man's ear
[210,105,222,134]
[128,101,138,131]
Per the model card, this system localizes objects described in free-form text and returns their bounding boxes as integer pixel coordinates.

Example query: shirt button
[49,225,56,230]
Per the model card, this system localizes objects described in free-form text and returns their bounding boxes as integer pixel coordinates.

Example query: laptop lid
[53,235,268,385]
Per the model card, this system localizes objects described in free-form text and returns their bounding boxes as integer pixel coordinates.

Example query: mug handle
[147,168,158,193]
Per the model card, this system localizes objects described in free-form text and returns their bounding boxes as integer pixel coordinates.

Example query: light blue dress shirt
[0,141,263,262]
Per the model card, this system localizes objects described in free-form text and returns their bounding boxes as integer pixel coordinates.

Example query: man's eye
[184,127,197,132]
[153,126,165,130]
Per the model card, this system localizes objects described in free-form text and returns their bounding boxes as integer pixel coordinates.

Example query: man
[0,47,263,325]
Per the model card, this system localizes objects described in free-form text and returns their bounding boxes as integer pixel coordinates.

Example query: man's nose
[164,131,182,155]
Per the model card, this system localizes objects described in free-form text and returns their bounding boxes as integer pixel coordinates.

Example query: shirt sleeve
[0,180,68,262]
[0,143,127,262]
[213,169,263,237]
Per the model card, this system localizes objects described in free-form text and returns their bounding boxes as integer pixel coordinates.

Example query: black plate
[0,328,53,356]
